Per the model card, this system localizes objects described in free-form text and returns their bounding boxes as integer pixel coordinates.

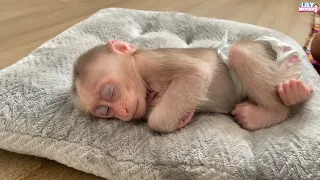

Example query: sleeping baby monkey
[71,40,313,133]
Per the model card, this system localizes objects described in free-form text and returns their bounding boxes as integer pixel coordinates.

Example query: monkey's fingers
[179,109,195,129]
[282,82,292,96]
[306,85,313,94]
[147,90,158,104]
[232,102,250,116]
[289,80,299,103]
[297,80,313,101]
[231,105,243,116]
[234,114,245,122]
[278,83,291,106]
[231,109,238,116]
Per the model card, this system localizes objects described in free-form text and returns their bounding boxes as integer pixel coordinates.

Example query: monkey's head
[71,40,147,121]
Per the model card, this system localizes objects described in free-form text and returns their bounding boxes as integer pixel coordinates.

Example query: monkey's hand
[147,90,195,129]
[179,109,195,129]
[147,65,212,133]
[146,90,160,107]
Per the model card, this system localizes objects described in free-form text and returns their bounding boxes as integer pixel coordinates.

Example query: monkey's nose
[113,104,132,121]
[116,106,129,117]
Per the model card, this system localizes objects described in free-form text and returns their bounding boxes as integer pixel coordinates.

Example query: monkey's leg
[228,41,289,130]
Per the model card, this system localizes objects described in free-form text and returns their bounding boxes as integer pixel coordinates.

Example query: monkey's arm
[147,64,212,133]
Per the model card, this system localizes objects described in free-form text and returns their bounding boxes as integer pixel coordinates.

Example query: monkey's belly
[198,64,242,113]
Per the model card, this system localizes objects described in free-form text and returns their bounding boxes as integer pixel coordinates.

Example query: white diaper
[214,31,302,99]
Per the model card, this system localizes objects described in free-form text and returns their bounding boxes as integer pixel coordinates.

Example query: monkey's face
[76,51,147,122]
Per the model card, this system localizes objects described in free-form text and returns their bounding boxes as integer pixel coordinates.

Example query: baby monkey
[72,40,313,133]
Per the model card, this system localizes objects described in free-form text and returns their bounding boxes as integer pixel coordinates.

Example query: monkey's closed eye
[101,85,114,101]
[95,105,109,117]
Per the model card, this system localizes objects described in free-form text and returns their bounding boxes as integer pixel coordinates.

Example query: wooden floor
[0,0,317,179]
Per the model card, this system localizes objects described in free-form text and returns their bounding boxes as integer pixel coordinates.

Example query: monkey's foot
[179,109,195,129]
[231,102,287,131]
[277,79,313,106]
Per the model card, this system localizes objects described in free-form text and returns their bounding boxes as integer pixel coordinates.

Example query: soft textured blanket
[0,8,320,180]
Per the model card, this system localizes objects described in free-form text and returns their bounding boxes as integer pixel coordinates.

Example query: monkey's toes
[232,102,261,131]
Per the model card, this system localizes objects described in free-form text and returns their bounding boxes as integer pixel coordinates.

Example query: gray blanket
[0,8,320,180]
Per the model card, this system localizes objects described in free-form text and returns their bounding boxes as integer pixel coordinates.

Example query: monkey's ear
[107,40,137,55]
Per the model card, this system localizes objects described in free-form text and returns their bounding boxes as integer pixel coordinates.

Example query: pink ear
[107,40,137,54]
